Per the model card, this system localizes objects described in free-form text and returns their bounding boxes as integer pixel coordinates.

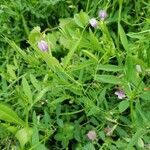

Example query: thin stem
[21,14,29,37]
[60,109,84,116]
[86,0,90,12]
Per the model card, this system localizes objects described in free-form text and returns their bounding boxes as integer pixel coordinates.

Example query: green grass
[0,0,150,149]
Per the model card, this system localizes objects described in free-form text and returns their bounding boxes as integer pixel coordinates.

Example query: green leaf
[127,128,146,149]
[28,26,41,44]
[87,106,100,116]
[115,126,128,137]
[88,29,104,53]
[22,76,32,104]
[99,131,105,141]
[31,126,40,150]
[127,32,145,39]
[7,65,17,80]
[0,103,25,126]
[98,64,123,72]
[82,50,98,62]
[74,11,89,28]
[146,42,150,67]
[55,67,81,86]
[6,38,39,65]
[54,123,74,148]
[15,128,33,148]
[95,75,121,84]
[1,123,19,134]
[50,95,71,107]
[33,87,50,105]
[30,112,50,150]
[83,143,95,150]
[125,55,138,86]
[80,97,101,116]
[6,38,28,61]
[140,91,150,101]
[70,60,94,71]
[118,100,129,113]
[56,118,64,128]
[118,23,129,51]
[30,74,41,91]
[63,38,81,68]
[137,138,144,148]
[32,112,39,146]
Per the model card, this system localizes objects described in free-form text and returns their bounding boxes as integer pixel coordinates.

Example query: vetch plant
[1,1,150,149]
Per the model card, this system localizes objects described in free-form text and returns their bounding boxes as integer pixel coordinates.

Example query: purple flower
[98,10,107,20]
[86,130,96,140]
[89,18,98,28]
[115,90,126,99]
[38,40,48,51]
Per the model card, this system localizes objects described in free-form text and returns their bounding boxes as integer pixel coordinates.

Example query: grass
[0,0,150,149]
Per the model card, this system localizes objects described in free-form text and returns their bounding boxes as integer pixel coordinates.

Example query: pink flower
[86,130,96,140]
[38,40,48,51]
[89,18,98,28]
[115,90,126,99]
[98,10,107,20]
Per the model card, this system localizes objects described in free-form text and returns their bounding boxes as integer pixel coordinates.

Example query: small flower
[136,65,142,73]
[38,40,48,51]
[89,18,98,28]
[115,90,126,99]
[98,10,107,20]
[86,130,96,140]
[104,127,113,136]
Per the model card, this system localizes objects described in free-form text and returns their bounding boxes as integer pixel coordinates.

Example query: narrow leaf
[63,39,81,68]
[82,50,98,62]
[0,103,25,126]
[98,64,123,72]
[95,75,121,84]
[30,74,41,91]
[34,87,50,104]
[22,77,32,104]
[118,23,129,51]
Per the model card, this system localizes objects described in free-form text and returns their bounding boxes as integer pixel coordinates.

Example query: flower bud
[38,40,48,52]
[89,18,98,28]
[136,65,142,73]
[98,10,107,20]
[115,90,126,99]
[86,130,96,140]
